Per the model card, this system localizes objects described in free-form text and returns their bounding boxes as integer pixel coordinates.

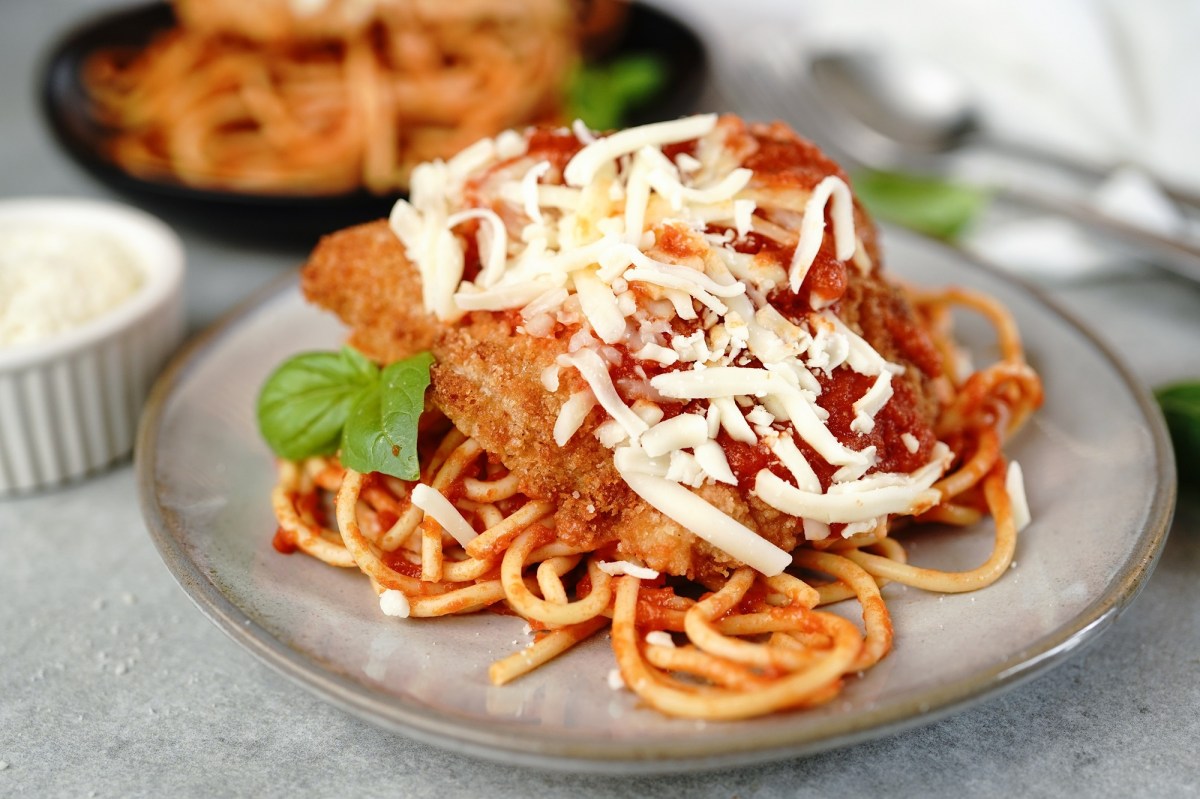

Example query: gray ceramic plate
[136,228,1175,773]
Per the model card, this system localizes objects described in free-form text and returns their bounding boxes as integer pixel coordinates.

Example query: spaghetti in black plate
[40,1,707,243]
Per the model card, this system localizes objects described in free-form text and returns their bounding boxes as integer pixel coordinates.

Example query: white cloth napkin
[783,0,1200,187]
[668,0,1199,278]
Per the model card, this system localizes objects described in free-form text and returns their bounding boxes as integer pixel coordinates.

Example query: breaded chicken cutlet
[303,115,946,581]
[301,220,438,363]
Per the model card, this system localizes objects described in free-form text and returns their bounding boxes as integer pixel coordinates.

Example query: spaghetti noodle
[82,0,576,194]
[267,115,1043,720]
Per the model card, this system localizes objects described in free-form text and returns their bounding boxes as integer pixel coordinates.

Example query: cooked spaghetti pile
[269,115,1042,720]
[82,0,576,194]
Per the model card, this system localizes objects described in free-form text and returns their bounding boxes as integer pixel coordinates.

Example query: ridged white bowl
[0,197,185,494]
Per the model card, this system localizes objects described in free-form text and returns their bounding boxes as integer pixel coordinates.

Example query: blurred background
[11,0,1200,328]
[3,1,1199,795]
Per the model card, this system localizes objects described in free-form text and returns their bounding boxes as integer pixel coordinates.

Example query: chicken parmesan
[268,114,1042,719]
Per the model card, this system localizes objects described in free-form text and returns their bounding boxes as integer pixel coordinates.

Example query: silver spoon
[806,51,980,172]
[808,49,1200,206]
[804,49,1200,282]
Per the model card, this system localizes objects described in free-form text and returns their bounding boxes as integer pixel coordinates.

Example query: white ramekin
[0,197,185,494]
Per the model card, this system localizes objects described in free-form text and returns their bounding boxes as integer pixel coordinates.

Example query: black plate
[39,2,708,245]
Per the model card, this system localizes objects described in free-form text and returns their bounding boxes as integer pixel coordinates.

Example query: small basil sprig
[565,54,667,131]
[1155,381,1200,487]
[256,347,433,480]
[340,353,434,480]
[853,169,989,241]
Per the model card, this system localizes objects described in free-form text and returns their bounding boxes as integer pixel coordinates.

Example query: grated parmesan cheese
[379,590,411,618]
[644,630,676,648]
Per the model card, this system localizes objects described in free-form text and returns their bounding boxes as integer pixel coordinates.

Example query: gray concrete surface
[3,2,1198,796]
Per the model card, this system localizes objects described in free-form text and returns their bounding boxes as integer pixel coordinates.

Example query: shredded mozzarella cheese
[1006,461,1032,532]
[788,176,856,292]
[564,114,718,188]
[617,464,792,576]
[565,349,648,440]
[411,484,478,546]
[388,117,952,575]
[554,389,597,446]
[641,413,709,457]
[598,561,660,579]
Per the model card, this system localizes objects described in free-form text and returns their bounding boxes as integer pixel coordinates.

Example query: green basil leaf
[1155,381,1200,486]
[339,351,434,480]
[256,348,379,460]
[339,345,381,384]
[565,54,667,131]
[853,169,989,241]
